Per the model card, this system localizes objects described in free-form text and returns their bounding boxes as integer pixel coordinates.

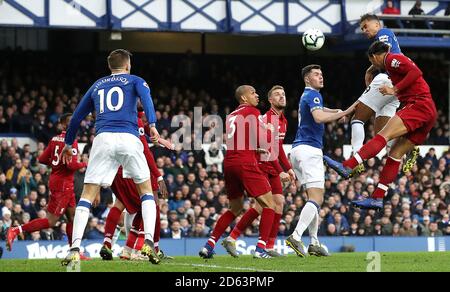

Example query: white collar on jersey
[110,72,128,76]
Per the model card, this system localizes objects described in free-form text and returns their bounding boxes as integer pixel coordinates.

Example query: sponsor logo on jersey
[378,35,389,43]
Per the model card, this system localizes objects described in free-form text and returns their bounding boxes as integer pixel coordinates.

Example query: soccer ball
[302,28,325,51]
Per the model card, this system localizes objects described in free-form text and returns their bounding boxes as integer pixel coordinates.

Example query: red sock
[103,207,122,249]
[154,205,160,245]
[22,218,50,233]
[344,134,387,169]
[257,208,275,249]
[207,210,236,248]
[66,222,73,247]
[135,233,145,250]
[372,157,401,199]
[230,208,259,240]
[266,213,282,249]
[126,229,139,249]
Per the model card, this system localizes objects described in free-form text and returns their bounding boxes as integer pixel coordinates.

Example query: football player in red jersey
[324,41,437,210]
[99,111,169,260]
[222,85,296,257]
[6,114,88,256]
[199,85,277,259]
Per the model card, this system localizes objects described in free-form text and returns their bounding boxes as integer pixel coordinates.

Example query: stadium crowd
[0,49,449,245]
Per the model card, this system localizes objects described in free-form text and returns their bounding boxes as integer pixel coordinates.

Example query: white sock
[308,210,320,246]
[111,226,121,248]
[351,120,365,153]
[71,198,91,249]
[123,211,135,239]
[141,194,156,242]
[293,201,319,241]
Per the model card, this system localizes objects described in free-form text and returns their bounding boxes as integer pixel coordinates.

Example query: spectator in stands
[382,0,401,28]
[6,159,27,188]
[170,221,183,239]
[422,222,444,237]
[160,220,171,238]
[383,0,400,14]
[399,218,418,236]
[85,217,105,240]
[408,0,429,29]
[204,142,224,172]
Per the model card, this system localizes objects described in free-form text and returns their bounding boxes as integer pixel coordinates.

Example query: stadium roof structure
[0,0,450,48]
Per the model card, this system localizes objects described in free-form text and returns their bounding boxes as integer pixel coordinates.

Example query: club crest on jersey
[71,149,78,155]
[143,82,149,89]
[391,59,400,68]
[139,127,145,136]
[313,97,321,104]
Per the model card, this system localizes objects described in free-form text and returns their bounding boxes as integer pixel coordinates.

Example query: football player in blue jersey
[285,65,356,257]
[61,49,161,265]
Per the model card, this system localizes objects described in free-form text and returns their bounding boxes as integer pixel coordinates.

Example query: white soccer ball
[302,28,325,51]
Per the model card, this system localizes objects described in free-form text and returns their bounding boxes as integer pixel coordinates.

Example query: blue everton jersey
[65,73,157,145]
[292,87,324,149]
[375,28,401,54]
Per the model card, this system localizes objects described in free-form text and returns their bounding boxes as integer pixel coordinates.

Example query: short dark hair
[367,41,390,56]
[301,64,321,79]
[107,49,132,70]
[360,14,379,24]
[235,85,250,102]
[267,85,284,98]
[59,113,72,124]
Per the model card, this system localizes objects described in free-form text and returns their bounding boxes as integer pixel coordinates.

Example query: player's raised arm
[135,78,159,143]
[63,85,95,164]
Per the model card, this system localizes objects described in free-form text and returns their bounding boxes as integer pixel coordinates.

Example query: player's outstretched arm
[312,107,354,124]
[65,85,95,146]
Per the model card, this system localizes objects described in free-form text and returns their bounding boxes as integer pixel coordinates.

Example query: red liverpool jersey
[38,132,86,192]
[137,118,161,183]
[224,104,264,166]
[384,53,432,103]
[259,108,291,175]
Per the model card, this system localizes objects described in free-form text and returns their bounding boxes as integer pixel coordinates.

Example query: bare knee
[257,193,275,209]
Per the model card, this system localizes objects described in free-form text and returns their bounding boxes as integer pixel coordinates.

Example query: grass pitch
[1,252,450,272]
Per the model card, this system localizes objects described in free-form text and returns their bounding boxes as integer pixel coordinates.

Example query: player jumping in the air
[61,49,161,265]
[352,14,418,174]
[286,65,356,257]
[221,85,295,258]
[199,85,277,259]
[324,41,437,210]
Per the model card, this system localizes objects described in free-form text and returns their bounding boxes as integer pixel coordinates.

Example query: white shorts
[290,144,324,189]
[84,132,150,187]
[358,73,400,118]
